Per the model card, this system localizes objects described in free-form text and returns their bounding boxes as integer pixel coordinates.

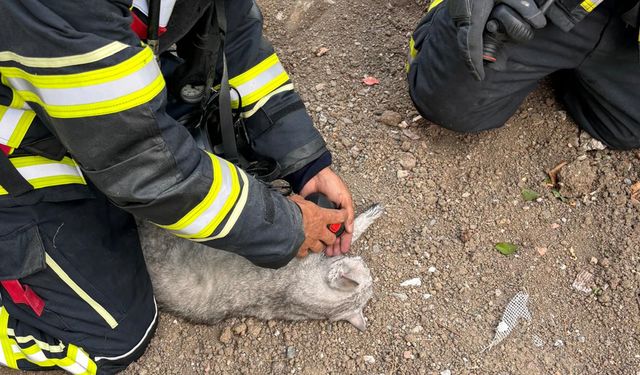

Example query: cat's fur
[138,204,383,330]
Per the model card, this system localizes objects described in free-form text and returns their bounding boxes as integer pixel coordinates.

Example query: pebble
[400,141,411,152]
[400,277,422,287]
[403,350,414,359]
[441,370,452,375]
[411,325,424,333]
[219,327,232,344]
[423,293,432,300]
[233,323,247,335]
[590,257,598,265]
[397,170,410,179]
[391,292,409,301]
[379,110,402,127]
[363,355,375,365]
[286,346,296,359]
[554,339,564,348]
[428,266,437,273]
[399,152,417,170]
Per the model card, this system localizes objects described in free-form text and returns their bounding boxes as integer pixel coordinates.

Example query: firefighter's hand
[289,194,349,258]
[300,167,355,256]
[447,0,547,80]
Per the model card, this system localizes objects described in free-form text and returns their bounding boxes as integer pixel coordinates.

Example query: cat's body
[138,205,382,330]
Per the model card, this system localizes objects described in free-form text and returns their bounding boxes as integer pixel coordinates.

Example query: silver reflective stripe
[230,61,287,103]
[17,163,81,180]
[0,107,25,143]
[173,159,235,236]
[6,60,160,107]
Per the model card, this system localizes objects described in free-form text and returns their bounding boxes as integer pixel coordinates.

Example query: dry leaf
[362,76,380,86]
[546,161,567,187]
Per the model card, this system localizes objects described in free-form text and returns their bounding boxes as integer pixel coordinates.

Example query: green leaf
[551,189,567,202]
[521,189,540,202]
[495,242,518,256]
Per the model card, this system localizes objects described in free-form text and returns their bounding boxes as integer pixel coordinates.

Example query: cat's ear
[335,273,360,290]
[344,310,367,331]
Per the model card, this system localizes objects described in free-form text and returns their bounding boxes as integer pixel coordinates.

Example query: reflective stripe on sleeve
[228,53,290,109]
[0,42,128,69]
[0,106,36,148]
[0,48,164,118]
[157,152,246,239]
[0,156,86,195]
[579,0,603,12]
[427,0,444,12]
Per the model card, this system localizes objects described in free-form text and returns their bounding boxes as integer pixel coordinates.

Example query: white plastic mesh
[483,291,532,352]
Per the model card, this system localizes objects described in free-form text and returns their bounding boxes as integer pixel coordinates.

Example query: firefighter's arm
[0,0,307,267]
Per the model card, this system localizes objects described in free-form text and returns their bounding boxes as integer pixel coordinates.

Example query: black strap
[212,0,240,165]
[0,152,33,197]
[147,0,161,56]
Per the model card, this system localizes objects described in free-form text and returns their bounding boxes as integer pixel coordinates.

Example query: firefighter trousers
[407,1,640,150]
[0,186,157,374]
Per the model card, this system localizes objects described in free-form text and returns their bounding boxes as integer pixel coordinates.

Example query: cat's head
[288,254,373,331]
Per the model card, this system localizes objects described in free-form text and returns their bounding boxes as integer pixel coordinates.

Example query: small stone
[402,128,421,140]
[460,229,472,243]
[412,115,422,123]
[461,192,471,198]
[403,350,414,359]
[551,223,561,229]
[400,141,411,152]
[268,320,276,328]
[286,346,296,359]
[315,83,326,91]
[590,257,598,265]
[363,355,375,365]
[315,47,329,57]
[400,277,422,287]
[536,247,548,256]
[441,370,452,375]
[423,293,432,300]
[427,266,437,273]
[397,170,410,179]
[399,152,417,170]
[398,120,409,129]
[391,292,409,301]
[248,325,262,337]
[554,339,564,348]
[379,110,402,127]
[411,325,424,333]
[219,327,232,344]
[233,323,247,335]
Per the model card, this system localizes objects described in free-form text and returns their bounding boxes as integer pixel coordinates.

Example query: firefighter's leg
[406,1,611,133]
[558,12,640,150]
[0,188,157,374]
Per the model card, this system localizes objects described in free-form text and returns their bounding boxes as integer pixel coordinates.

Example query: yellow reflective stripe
[580,0,598,12]
[44,253,119,329]
[0,156,86,195]
[194,168,250,241]
[240,83,294,119]
[0,308,18,369]
[0,42,128,69]
[189,159,241,239]
[6,329,66,354]
[159,153,242,239]
[159,153,224,231]
[0,106,36,148]
[409,37,418,60]
[428,0,444,12]
[2,48,165,119]
[224,53,291,108]
[229,53,280,87]
[1,48,154,88]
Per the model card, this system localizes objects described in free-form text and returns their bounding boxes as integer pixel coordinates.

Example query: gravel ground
[4,0,639,374]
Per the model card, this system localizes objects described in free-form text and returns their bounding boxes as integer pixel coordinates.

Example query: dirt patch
[6,0,639,374]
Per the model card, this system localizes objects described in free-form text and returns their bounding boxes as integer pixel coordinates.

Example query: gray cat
[137,204,383,331]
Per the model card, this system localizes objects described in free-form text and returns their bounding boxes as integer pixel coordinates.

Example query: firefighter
[407,0,640,149]
[0,0,354,373]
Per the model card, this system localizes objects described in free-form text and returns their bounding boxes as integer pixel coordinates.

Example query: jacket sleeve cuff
[284,151,332,193]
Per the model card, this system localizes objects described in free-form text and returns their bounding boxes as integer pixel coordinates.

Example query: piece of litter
[400,278,422,287]
[362,76,379,86]
[482,291,531,352]
[532,334,544,348]
[496,321,509,333]
[572,270,594,293]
